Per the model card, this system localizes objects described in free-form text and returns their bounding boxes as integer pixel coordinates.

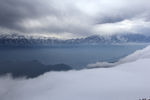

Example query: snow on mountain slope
[0,34,150,47]
[0,45,150,100]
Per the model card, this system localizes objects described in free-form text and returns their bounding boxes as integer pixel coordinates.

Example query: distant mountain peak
[0,33,150,47]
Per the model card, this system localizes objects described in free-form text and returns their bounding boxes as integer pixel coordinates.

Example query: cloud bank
[0,45,150,100]
[0,0,150,38]
[0,57,150,100]
[88,45,150,68]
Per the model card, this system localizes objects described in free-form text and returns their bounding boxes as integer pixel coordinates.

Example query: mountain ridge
[0,33,150,47]
[0,60,72,78]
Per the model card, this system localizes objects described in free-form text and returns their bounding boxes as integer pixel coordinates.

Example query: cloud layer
[88,44,150,68]
[1,55,150,100]
[0,0,150,38]
[0,45,150,100]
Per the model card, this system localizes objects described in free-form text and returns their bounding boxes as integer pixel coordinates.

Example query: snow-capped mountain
[0,33,150,47]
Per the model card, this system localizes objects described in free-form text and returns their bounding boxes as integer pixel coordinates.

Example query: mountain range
[0,33,150,47]
[0,60,72,78]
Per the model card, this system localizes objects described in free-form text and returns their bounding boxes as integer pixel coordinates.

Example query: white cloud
[88,44,150,68]
[1,45,150,100]
[0,58,150,100]
[93,18,150,35]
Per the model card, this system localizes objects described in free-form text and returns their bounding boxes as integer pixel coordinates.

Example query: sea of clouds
[0,45,150,100]
[88,44,150,68]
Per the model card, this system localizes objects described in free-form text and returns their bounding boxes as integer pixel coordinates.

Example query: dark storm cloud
[0,0,94,36]
[95,11,137,24]
[0,0,150,38]
[0,0,59,31]
[95,3,150,24]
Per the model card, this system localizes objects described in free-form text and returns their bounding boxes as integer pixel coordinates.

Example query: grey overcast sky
[0,0,150,39]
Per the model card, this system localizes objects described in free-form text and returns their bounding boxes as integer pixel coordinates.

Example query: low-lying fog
[0,45,150,100]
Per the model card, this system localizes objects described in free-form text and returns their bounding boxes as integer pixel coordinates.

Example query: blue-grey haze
[0,44,148,69]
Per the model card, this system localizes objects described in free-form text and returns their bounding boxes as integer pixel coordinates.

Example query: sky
[0,0,150,39]
[0,45,150,100]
